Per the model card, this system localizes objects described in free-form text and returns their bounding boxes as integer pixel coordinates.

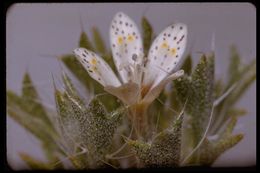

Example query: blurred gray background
[6,3,256,169]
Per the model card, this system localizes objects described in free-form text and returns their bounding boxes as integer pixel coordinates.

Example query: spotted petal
[110,12,143,83]
[143,23,187,89]
[73,48,121,87]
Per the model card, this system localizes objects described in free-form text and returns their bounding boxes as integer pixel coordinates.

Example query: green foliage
[129,113,183,167]
[189,134,243,165]
[19,153,53,170]
[209,47,256,135]
[174,54,215,145]
[181,54,193,75]
[141,17,154,56]
[7,17,255,169]
[54,73,125,168]
[79,32,94,51]
[7,73,63,169]
[92,27,107,55]
[188,117,243,165]
[85,99,124,165]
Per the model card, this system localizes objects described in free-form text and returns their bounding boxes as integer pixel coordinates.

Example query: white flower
[73,12,187,106]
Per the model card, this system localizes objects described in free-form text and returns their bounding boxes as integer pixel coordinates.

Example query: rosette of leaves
[7,16,255,169]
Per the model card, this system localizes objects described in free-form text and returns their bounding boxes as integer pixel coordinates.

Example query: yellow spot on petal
[117,36,123,44]
[161,42,168,48]
[93,66,98,71]
[170,48,176,55]
[127,35,134,42]
[91,58,97,65]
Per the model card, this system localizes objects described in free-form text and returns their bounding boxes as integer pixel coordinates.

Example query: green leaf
[141,17,153,56]
[19,153,52,170]
[54,86,90,168]
[226,46,241,89]
[180,54,192,75]
[129,113,183,167]
[79,32,94,51]
[21,73,53,128]
[210,57,255,135]
[226,108,247,117]
[92,27,106,54]
[229,63,256,105]
[213,79,224,100]
[62,72,85,105]
[174,74,191,105]
[219,117,237,138]
[55,85,124,168]
[42,143,64,169]
[86,98,124,153]
[189,134,243,165]
[186,54,215,144]
[54,88,81,148]
[84,98,125,167]
[7,91,58,144]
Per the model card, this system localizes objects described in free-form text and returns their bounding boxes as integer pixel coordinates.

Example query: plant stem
[129,103,149,140]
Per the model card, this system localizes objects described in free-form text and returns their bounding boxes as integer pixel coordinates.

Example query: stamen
[132,54,138,61]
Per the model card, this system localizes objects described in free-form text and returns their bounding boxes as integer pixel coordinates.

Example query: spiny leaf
[239,59,256,79]
[213,79,224,99]
[227,108,247,117]
[41,143,64,169]
[130,114,183,167]
[211,59,255,134]
[229,64,256,105]
[87,98,124,151]
[84,98,125,167]
[54,89,83,150]
[220,117,237,138]
[79,32,94,51]
[92,27,106,54]
[141,17,153,56]
[21,73,53,128]
[19,153,52,170]
[54,87,90,168]
[8,106,57,144]
[7,91,58,144]
[186,54,215,144]
[226,46,241,89]
[55,85,124,168]
[190,134,243,165]
[22,73,38,99]
[180,54,192,75]
[174,74,191,105]
[62,72,85,105]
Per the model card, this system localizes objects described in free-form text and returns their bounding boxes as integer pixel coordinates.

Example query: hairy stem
[129,103,149,140]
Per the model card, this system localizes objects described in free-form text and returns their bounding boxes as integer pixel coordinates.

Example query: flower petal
[110,12,143,83]
[104,82,139,105]
[143,23,187,88]
[142,70,184,104]
[73,48,121,87]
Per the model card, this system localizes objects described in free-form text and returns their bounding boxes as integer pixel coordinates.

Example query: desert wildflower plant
[7,12,256,169]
